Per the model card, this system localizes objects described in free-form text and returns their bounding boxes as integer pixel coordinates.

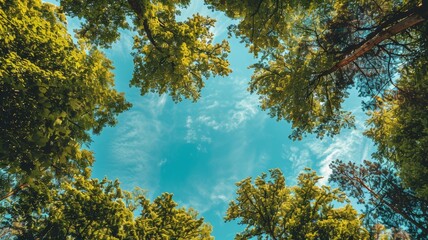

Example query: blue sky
[59,1,376,238]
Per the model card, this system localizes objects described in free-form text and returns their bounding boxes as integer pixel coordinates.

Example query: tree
[135,193,213,240]
[1,176,136,239]
[1,2,215,238]
[206,0,428,227]
[330,159,428,239]
[364,55,428,199]
[207,0,427,139]
[60,0,232,102]
[1,175,214,239]
[225,168,368,240]
[0,0,131,196]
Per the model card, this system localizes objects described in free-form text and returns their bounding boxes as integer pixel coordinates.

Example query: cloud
[185,116,198,143]
[194,80,261,132]
[107,29,134,59]
[197,115,221,130]
[310,128,365,185]
[306,109,374,185]
[280,107,375,186]
[212,17,231,41]
[208,179,236,204]
[177,135,269,215]
[184,116,213,152]
[176,73,268,213]
[282,146,312,182]
[109,94,169,193]
[182,176,238,214]
[226,95,259,130]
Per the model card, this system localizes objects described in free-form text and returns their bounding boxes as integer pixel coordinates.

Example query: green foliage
[1,176,135,239]
[207,0,426,139]
[60,0,131,48]
[61,0,231,102]
[135,193,213,240]
[365,56,428,199]
[0,0,130,185]
[330,159,428,239]
[2,0,428,239]
[225,168,368,239]
[1,176,214,239]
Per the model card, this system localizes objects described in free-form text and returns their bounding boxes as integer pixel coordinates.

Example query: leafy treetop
[225,168,368,240]
[60,0,232,102]
[0,0,130,189]
[1,175,214,239]
[207,0,427,139]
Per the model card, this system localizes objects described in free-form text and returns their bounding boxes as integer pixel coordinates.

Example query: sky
[60,1,376,238]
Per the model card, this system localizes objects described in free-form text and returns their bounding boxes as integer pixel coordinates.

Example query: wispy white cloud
[226,95,259,130]
[197,115,221,130]
[183,176,238,214]
[194,78,261,132]
[182,141,269,214]
[282,145,312,183]
[280,107,375,186]
[108,29,134,59]
[205,100,219,109]
[185,116,197,143]
[177,71,267,213]
[212,17,231,41]
[309,127,365,185]
[209,180,236,206]
[200,135,212,143]
[109,94,169,194]
[307,109,374,185]
[184,116,213,151]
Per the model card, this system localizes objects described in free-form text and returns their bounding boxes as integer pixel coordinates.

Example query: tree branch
[347,174,428,235]
[1,183,29,200]
[127,0,163,52]
[317,5,426,79]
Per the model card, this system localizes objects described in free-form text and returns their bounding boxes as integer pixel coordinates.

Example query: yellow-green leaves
[207,0,426,140]
[136,193,214,240]
[61,0,232,102]
[2,175,215,239]
[60,0,131,48]
[47,177,135,239]
[365,55,428,200]
[226,168,368,239]
[130,2,231,102]
[0,0,130,183]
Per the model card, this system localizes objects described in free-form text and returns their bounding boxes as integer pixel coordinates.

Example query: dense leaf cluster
[61,0,231,102]
[1,176,212,239]
[226,169,368,239]
[0,0,130,189]
[208,0,427,140]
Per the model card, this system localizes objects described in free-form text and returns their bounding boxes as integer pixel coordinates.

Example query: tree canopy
[0,0,130,196]
[225,168,368,240]
[207,0,427,140]
[2,0,428,239]
[364,55,428,199]
[1,174,213,239]
[330,159,428,239]
[60,0,231,102]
